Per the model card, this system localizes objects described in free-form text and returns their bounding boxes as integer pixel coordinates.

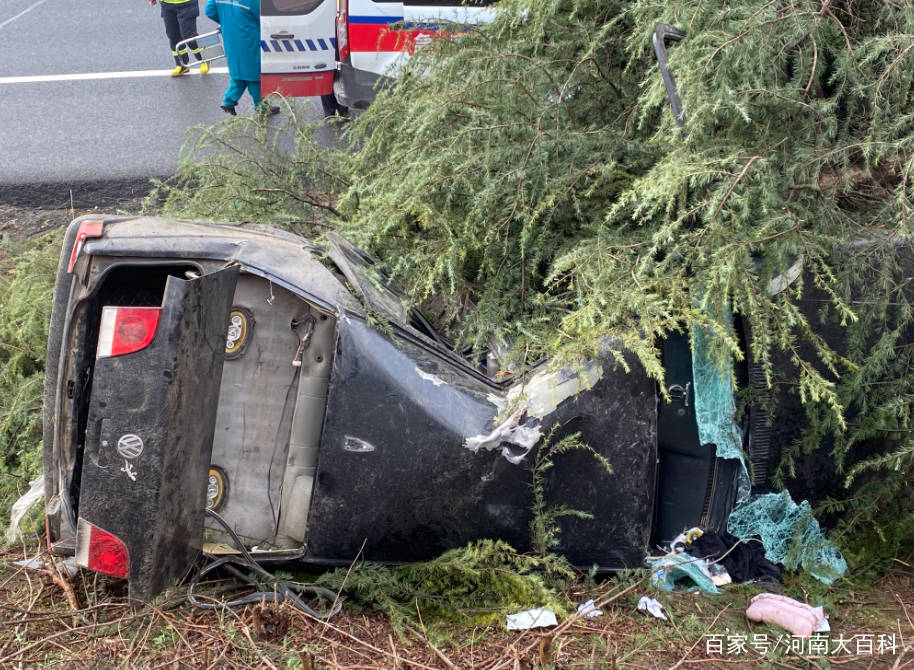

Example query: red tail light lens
[77,520,129,578]
[67,220,105,273]
[336,0,350,61]
[97,306,162,358]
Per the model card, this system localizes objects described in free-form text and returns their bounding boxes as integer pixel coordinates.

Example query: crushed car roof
[80,216,365,316]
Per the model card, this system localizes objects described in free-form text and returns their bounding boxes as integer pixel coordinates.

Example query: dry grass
[1,539,912,670]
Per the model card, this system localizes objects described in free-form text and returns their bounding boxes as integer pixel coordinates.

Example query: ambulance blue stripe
[400,22,440,30]
[348,15,402,24]
[347,16,439,30]
[262,37,334,53]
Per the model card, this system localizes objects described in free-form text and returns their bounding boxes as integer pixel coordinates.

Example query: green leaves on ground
[316,538,568,640]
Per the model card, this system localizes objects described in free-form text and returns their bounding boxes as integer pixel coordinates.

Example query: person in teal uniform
[204,0,278,115]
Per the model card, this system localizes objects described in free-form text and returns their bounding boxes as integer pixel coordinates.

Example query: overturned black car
[44,215,804,602]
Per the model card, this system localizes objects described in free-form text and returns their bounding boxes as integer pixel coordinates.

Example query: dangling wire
[188,510,342,619]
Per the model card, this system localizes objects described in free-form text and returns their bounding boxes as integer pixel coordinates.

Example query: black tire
[320,94,349,119]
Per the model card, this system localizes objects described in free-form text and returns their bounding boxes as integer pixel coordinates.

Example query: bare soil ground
[0,178,159,241]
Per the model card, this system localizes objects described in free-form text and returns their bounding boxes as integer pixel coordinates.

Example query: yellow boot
[199,61,210,75]
[170,64,189,77]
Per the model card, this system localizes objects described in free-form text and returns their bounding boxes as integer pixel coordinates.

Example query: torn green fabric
[689,299,750,501]
[647,551,719,594]
[727,492,847,585]
[689,296,845,585]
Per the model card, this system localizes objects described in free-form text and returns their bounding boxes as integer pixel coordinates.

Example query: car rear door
[75,267,239,603]
[261,0,337,97]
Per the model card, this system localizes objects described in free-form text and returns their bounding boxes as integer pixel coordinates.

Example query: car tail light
[336,0,350,61]
[67,220,105,273]
[77,519,129,578]
[97,306,161,358]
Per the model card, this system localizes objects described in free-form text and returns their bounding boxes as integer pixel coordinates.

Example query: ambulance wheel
[320,94,349,119]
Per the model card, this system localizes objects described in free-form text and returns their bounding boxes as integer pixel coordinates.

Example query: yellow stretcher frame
[175,29,225,69]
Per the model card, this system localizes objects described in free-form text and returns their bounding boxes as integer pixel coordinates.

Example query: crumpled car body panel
[43,215,736,602]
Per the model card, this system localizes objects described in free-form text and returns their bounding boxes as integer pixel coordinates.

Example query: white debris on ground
[506,608,558,630]
[637,596,668,621]
[6,475,43,543]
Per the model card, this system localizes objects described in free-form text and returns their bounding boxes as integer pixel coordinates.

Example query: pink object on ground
[745,593,824,637]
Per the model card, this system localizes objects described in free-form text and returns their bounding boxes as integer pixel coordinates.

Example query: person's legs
[247,80,262,108]
[248,81,281,116]
[175,3,203,64]
[221,78,249,114]
[222,80,279,116]
[160,4,187,67]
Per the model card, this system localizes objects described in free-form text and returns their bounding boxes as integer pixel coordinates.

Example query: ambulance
[260,0,497,116]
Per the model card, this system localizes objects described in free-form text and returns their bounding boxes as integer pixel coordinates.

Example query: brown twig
[322,537,366,634]
[483,576,645,670]
[297,616,439,670]
[710,156,761,223]
[0,611,152,665]
[804,36,818,99]
[405,624,458,670]
[388,633,401,668]
[668,604,731,670]
[44,560,79,619]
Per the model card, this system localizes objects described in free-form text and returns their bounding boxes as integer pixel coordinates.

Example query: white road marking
[0,0,49,30]
[0,67,229,85]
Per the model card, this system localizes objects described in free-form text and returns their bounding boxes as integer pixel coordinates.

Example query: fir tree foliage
[340,0,649,359]
[529,430,612,559]
[337,0,914,548]
[0,232,60,531]
[315,539,568,638]
[341,0,913,368]
[155,109,350,231]
[160,1,914,552]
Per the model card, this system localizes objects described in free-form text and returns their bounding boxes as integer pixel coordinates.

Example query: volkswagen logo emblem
[116,433,144,459]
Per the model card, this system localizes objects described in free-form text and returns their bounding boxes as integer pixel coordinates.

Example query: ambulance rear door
[261,0,337,97]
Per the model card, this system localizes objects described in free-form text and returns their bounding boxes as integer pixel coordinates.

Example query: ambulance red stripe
[349,20,432,54]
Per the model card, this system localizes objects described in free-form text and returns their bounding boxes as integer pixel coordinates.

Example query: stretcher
[175,29,225,69]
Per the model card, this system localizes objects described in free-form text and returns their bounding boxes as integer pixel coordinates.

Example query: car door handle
[271,32,295,39]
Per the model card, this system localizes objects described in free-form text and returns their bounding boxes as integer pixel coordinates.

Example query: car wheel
[320,94,349,119]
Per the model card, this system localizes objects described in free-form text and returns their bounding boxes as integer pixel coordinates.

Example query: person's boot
[257,102,281,117]
[192,50,209,75]
[171,52,190,77]
[220,104,236,116]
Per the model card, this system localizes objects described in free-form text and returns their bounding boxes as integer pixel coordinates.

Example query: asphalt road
[0,0,324,201]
